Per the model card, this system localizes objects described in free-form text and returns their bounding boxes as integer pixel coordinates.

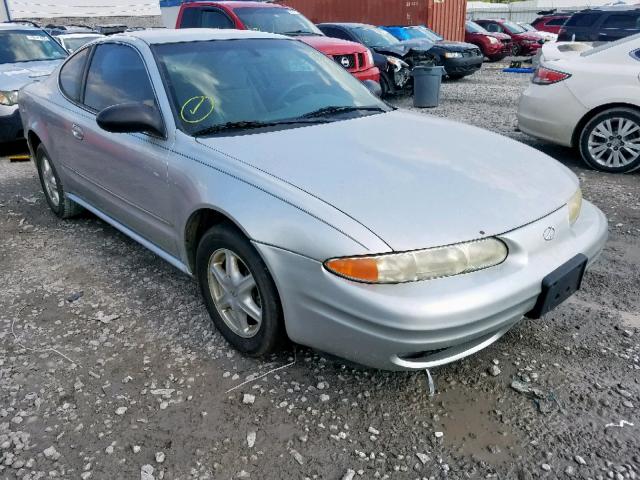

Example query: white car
[518,33,640,173]
[55,33,105,53]
[518,22,558,43]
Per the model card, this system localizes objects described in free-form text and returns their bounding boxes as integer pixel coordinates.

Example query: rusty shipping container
[278,0,467,41]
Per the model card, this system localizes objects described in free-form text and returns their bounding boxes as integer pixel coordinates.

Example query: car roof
[58,32,104,39]
[0,22,42,31]
[183,1,287,9]
[576,5,640,12]
[319,22,374,29]
[113,27,287,44]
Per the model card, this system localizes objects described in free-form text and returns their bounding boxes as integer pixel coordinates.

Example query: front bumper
[352,66,380,83]
[0,105,23,143]
[255,201,607,370]
[442,55,483,76]
[519,41,543,55]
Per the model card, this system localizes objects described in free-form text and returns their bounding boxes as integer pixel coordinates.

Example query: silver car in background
[19,29,607,370]
[0,23,67,143]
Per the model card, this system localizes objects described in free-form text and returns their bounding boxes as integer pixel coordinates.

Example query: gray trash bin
[412,66,444,108]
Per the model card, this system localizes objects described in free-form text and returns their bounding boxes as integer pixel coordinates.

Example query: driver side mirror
[362,79,382,98]
[96,102,164,137]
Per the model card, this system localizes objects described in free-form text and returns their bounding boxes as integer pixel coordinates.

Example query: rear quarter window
[546,17,568,26]
[602,12,640,29]
[59,47,90,102]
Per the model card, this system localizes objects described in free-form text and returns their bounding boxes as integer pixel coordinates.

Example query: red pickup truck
[173,1,380,83]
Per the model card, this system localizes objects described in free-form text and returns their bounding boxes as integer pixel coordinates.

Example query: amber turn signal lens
[325,257,379,282]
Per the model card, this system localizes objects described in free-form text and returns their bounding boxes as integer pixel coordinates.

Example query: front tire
[35,144,83,218]
[578,108,640,173]
[196,224,284,357]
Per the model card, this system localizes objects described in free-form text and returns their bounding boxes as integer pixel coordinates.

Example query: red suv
[174,1,379,83]
[475,19,545,56]
[465,20,513,61]
[531,13,571,34]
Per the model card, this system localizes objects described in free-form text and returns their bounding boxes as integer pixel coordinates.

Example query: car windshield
[233,7,323,36]
[466,21,489,34]
[519,23,535,31]
[153,38,390,136]
[404,26,443,41]
[502,21,527,34]
[61,36,100,52]
[353,26,399,47]
[581,31,640,57]
[0,30,67,64]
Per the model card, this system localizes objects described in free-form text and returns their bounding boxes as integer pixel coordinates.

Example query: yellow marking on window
[180,96,215,124]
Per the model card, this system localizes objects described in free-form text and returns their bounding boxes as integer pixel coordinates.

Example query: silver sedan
[19,28,608,370]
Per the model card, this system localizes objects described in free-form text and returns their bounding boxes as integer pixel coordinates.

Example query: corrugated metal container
[278,0,467,41]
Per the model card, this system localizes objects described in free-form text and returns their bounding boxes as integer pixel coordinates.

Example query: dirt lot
[1,63,639,480]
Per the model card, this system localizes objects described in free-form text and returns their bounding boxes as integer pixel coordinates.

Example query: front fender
[169,133,392,267]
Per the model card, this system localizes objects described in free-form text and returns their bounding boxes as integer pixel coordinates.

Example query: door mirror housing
[96,103,164,137]
[362,79,382,98]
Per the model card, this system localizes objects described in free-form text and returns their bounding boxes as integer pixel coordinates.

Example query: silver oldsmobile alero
[19,29,608,370]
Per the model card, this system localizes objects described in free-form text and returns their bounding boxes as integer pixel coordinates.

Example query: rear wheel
[35,144,83,218]
[379,73,392,98]
[579,108,640,173]
[196,224,285,356]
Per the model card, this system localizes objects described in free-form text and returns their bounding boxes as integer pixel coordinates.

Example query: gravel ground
[1,63,639,480]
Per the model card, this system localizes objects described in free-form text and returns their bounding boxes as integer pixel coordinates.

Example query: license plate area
[526,254,588,319]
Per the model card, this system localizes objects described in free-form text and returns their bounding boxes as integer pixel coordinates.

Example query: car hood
[0,60,62,91]
[373,39,434,56]
[434,40,479,51]
[196,110,577,251]
[517,32,543,41]
[297,35,367,55]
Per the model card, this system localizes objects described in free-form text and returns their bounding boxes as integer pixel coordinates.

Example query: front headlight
[444,51,463,59]
[324,238,508,284]
[568,188,582,226]
[0,90,19,106]
[386,56,408,72]
[488,36,500,45]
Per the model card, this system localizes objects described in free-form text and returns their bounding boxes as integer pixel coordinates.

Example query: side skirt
[66,193,192,276]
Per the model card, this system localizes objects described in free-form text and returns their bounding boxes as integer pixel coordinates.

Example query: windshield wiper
[192,119,327,137]
[301,105,388,119]
[282,30,318,36]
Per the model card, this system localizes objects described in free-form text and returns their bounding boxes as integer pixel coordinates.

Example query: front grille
[463,49,481,57]
[501,38,512,44]
[357,52,365,69]
[333,54,356,70]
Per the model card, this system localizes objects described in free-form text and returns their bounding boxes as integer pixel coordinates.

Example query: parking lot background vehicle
[316,23,413,95]
[518,22,558,43]
[20,28,606,370]
[475,18,545,56]
[531,12,571,34]
[558,6,640,42]
[53,32,105,52]
[0,23,67,143]
[465,20,513,61]
[518,33,640,173]
[173,1,379,83]
[380,25,483,79]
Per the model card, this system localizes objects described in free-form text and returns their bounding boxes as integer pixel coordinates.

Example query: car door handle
[71,124,84,141]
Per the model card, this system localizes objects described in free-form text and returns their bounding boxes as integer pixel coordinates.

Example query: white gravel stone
[141,464,155,480]
[247,431,256,448]
[341,469,356,480]
[242,394,255,405]
[155,451,165,463]
[115,407,128,415]
[43,446,60,461]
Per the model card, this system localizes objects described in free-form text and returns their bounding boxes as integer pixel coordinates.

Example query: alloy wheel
[587,117,640,169]
[207,248,262,338]
[41,154,60,207]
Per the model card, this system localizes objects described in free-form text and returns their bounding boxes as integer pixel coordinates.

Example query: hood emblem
[340,56,351,68]
[543,227,555,241]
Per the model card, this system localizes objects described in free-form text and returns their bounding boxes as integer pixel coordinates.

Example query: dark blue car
[380,25,483,79]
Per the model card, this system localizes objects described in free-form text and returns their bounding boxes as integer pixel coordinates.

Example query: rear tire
[196,224,285,357]
[35,144,83,219]
[578,108,640,173]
